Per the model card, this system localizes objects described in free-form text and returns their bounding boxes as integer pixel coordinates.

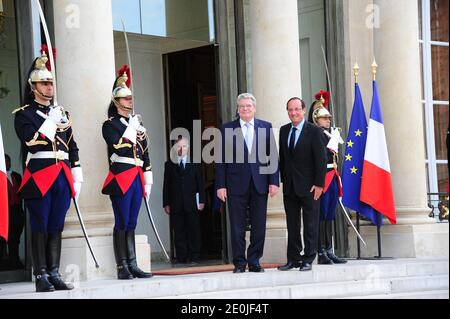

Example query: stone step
[162,274,449,299]
[345,290,449,299]
[0,259,448,299]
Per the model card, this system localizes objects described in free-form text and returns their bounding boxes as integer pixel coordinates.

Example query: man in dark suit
[278,97,327,272]
[0,154,25,270]
[5,154,25,269]
[163,137,205,264]
[216,93,280,273]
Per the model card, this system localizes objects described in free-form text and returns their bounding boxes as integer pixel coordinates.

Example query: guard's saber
[120,19,135,116]
[35,0,99,265]
[321,45,336,126]
[35,0,58,106]
[73,199,100,268]
[143,200,170,262]
[120,18,168,261]
[338,198,367,246]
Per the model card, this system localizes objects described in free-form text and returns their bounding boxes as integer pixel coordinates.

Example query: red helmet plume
[40,44,56,71]
[314,90,330,108]
[118,65,132,88]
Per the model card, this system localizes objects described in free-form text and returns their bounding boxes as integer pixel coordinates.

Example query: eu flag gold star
[345,154,352,161]
[351,167,358,174]
[355,130,362,137]
[347,140,354,148]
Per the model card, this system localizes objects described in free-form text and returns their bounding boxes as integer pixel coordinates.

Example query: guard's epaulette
[11,104,30,114]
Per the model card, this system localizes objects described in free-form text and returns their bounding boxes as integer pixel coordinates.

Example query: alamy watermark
[168,120,279,175]
[365,4,381,29]
[65,3,80,29]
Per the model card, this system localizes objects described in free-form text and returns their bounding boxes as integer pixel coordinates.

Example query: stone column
[52,0,150,280]
[347,0,448,258]
[248,0,302,263]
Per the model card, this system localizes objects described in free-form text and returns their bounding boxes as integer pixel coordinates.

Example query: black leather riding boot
[113,229,133,280]
[324,221,347,264]
[46,232,74,290]
[318,248,334,264]
[126,230,153,278]
[31,232,54,292]
[326,248,348,264]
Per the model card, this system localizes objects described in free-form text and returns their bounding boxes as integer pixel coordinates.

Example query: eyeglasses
[238,105,254,109]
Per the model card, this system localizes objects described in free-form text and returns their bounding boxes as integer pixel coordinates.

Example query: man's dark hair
[286,97,306,110]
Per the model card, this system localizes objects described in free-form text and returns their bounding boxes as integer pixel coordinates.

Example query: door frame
[0,0,42,284]
[162,44,228,263]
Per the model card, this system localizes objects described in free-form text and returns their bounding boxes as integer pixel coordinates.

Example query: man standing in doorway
[5,154,25,269]
[163,137,205,265]
[277,97,327,272]
[216,93,279,273]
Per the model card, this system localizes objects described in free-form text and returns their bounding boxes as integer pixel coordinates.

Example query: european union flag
[342,84,381,226]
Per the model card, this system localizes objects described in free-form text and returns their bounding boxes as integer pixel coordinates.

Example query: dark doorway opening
[164,44,227,266]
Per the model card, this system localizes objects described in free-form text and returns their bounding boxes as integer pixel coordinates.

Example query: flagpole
[369,60,393,260]
[353,62,362,260]
[376,213,382,258]
[356,212,361,259]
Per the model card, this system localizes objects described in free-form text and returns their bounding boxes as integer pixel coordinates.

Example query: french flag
[0,124,8,241]
[360,81,396,224]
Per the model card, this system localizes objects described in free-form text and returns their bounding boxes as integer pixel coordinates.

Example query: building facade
[0,0,448,283]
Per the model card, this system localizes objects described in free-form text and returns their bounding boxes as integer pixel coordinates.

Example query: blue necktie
[289,127,297,153]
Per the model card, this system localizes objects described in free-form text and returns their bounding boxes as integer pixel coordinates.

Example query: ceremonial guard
[308,91,347,264]
[102,65,153,280]
[13,48,83,292]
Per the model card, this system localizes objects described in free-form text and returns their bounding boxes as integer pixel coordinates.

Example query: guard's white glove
[144,171,153,203]
[37,106,69,142]
[71,167,84,201]
[122,115,140,144]
[48,106,66,124]
[130,115,147,134]
[128,115,141,130]
[327,127,344,153]
[144,184,152,203]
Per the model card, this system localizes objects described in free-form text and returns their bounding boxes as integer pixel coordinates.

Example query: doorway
[164,44,227,266]
[0,0,38,284]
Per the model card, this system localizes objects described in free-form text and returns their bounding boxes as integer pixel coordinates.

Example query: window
[419,0,449,204]
[111,0,215,43]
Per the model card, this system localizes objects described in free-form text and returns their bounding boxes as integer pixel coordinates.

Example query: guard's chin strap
[33,89,53,101]
[113,99,133,113]
[31,83,53,101]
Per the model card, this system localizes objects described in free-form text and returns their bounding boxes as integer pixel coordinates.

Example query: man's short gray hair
[237,93,257,107]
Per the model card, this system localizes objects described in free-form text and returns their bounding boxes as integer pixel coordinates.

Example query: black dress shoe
[248,265,265,273]
[233,266,246,273]
[299,263,312,271]
[277,261,301,271]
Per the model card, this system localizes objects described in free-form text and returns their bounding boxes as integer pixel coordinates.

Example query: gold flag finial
[353,62,360,84]
[371,59,378,81]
